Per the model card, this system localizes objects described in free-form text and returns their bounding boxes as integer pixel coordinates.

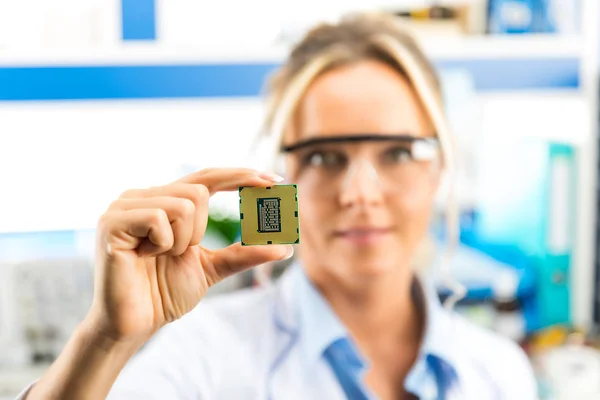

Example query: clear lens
[285,137,440,198]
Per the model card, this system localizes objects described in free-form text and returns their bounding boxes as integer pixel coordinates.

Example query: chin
[339,251,404,279]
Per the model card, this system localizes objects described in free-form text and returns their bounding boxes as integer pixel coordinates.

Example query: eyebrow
[280,134,438,153]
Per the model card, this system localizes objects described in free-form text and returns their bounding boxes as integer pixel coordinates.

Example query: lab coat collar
[269,263,347,399]
[273,263,461,395]
[404,271,462,395]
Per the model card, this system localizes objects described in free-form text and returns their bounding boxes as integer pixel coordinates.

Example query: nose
[338,159,385,207]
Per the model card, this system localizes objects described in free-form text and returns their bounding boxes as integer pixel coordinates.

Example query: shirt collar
[288,263,460,384]
[292,264,364,369]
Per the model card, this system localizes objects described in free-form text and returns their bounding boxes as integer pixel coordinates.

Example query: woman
[20,13,537,400]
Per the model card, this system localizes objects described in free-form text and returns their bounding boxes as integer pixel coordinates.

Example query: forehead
[292,60,433,141]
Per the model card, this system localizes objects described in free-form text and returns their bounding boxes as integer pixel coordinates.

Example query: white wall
[0,99,265,233]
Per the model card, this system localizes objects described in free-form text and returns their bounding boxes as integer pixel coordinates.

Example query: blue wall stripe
[121,0,156,41]
[0,58,579,101]
[438,58,580,91]
[0,63,280,101]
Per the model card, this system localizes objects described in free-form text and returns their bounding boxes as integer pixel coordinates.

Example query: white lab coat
[17,264,538,399]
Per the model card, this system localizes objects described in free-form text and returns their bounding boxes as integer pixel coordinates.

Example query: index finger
[177,168,284,195]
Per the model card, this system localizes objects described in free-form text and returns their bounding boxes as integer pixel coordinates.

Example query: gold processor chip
[239,185,300,245]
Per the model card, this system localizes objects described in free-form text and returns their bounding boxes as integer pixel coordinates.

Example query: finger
[115,185,210,246]
[204,243,294,283]
[109,197,197,256]
[177,168,284,195]
[100,209,173,256]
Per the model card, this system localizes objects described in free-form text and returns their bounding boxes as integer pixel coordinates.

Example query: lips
[334,227,392,245]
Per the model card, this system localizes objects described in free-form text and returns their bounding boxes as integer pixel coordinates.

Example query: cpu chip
[239,185,299,245]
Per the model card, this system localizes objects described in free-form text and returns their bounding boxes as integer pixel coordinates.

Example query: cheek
[407,171,440,210]
[406,185,437,210]
[297,191,333,240]
[394,184,437,231]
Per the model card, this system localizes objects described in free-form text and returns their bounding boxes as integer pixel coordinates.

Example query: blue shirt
[294,266,459,399]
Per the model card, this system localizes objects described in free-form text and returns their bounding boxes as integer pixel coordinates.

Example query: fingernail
[259,172,285,183]
[281,245,294,260]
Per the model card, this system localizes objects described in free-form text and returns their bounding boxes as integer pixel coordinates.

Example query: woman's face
[284,60,439,283]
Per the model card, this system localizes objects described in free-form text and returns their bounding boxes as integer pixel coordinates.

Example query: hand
[87,168,293,344]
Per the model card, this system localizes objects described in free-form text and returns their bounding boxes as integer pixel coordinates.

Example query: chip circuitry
[239,185,299,245]
[257,198,281,232]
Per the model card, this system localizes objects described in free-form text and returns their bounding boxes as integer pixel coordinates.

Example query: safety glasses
[280,134,441,198]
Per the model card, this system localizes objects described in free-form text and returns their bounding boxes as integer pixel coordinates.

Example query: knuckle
[107,197,129,211]
[185,168,214,182]
[149,208,168,226]
[242,167,259,175]
[146,185,165,197]
[107,199,120,211]
[172,182,209,208]
[119,188,139,199]
[162,231,175,249]
[97,212,113,232]
[191,184,209,203]
[179,198,196,216]
[199,167,217,175]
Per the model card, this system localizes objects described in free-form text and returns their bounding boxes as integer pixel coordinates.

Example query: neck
[306,262,424,347]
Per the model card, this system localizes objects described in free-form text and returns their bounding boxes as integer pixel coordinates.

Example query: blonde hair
[258,12,465,308]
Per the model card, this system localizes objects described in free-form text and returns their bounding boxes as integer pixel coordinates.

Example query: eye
[383,147,412,164]
[303,150,346,168]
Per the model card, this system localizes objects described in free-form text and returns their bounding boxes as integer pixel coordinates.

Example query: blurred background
[0,0,599,399]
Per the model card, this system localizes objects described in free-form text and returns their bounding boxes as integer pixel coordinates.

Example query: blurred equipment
[488,0,536,33]
[0,226,248,371]
[0,258,94,367]
[394,1,489,35]
[487,0,580,34]
[431,239,533,337]
[474,137,576,330]
[534,335,600,400]
[543,0,581,34]
[492,269,527,342]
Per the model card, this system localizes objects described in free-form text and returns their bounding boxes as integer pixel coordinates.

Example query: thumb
[206,243,294,282]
